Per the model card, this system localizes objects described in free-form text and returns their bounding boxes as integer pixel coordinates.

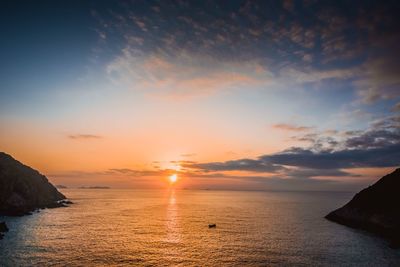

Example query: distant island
[326,168,400,248]
[56,185,68,189]
[0,152,70,216]
[79,186,110,189]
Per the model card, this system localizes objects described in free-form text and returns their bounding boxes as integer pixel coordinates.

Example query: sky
[0,0,399,191]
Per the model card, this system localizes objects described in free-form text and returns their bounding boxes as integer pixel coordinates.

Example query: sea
[1,189,400,266]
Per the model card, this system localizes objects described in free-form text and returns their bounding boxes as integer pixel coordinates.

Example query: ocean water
[1,189,400,266]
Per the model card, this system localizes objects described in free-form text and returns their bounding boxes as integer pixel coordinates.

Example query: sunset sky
[0,0,399,190]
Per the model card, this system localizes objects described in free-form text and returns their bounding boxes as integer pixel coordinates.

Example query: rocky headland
[326,168,400,248]
[0,152,70,217]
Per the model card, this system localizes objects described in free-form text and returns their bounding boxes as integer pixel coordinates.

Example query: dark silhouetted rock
[45,202,68,209]
[326,168,400,248]
[0,222,8,232]
[0,222,8,240]
[0,152,66,216]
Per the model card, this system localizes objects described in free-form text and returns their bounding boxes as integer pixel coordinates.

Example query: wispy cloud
[393,102,400,112]
[95,1,400,106]
[68,134,102,140]
[107,52,268,98]
[273,123,313,132]
[186,158,284,173]
[181,153,196,158]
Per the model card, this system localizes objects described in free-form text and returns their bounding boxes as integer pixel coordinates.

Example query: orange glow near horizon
[169,174,178,185]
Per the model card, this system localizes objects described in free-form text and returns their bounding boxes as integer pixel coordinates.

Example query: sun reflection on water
[165,189,180,244]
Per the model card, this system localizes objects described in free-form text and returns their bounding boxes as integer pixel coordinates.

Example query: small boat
[208,223,216,228]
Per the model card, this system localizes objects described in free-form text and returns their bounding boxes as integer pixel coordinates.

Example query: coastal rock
[326,168,400,247]
[0,152,66,216]
[0,222,8,232]
[0,222,8,240]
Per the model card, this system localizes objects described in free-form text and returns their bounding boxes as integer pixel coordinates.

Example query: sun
[169,174,178,184]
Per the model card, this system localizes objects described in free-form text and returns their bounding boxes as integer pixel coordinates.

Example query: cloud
[344,130,400,150]
[349,23,400,104]
[273,123,313,132]
[356,53,400,104]
[282,0,294,12]
[52,114,400,189]
[181,153,196,157]
[108,168,173,177]
[68,134,102,140]
[279,66,359,84]
[184,116,400,178]
[284,168,359,179]
[262,144,400,170]
[185,142,399,175]
[187,158,284,173]
[132,16,147,32]
[107,52,268,98]
[95,1,400,107]
[393,102,400,112]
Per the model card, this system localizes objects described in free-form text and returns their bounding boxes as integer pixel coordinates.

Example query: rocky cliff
[0,152,66,216]
[326,168,400,247]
